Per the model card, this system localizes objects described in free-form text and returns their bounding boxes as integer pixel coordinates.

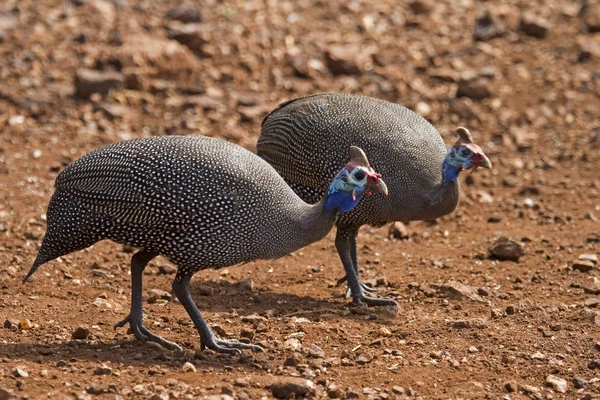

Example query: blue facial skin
[442,146,473,185]
[325,168,368,213]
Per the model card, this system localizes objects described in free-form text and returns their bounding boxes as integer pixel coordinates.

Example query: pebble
[579,254,598,264]
[11,367,28,378]
[3,319,18,331]
[388,221,409,240]
[236,278,254,291]
[327,383,342,398]
[0,387,11,400]
[545,375,567,393]
[324,44,363,75]
[584,298,600,308]
[572,377,588,389]
[456,77,491,100]
[474,11,505,41]
[19,319,32,330]
[438,282,485,303]
[75,68,125,98]
[504,381,518,393]
[93,365,112,375]
[573,259,596,273]
[86,383,107,395]
[308,344,325,358]
[182,362,196,373]
[468,346,479,353]
[72,325,90,340]
[584,277,600,295]
[489,237,525,261]
[234,378,249,387]
[270,379,315,399]
[519,384,540,395]
[519,14,551,38]
[356,354,372,365]
[165,1,202,23]
[284,338,302,351]
[147,289,172,304]
[283,354,302,367]
[149,393,169,400]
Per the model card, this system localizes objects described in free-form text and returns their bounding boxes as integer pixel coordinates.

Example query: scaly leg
[172,275,264,355]
[336,230,378,297]
[114,250,182,352]
[335,229,397,307]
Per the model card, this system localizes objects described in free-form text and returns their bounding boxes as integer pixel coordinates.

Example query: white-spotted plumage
[25,135,385,354]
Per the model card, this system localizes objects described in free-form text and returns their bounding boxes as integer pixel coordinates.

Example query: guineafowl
[258,93,491,307]
[23,136,387,354]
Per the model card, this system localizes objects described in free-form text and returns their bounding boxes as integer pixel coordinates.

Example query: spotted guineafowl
[23,136,387,354]
[258,93,491,307]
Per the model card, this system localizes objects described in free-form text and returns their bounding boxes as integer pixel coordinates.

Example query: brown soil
[0,0,599,398]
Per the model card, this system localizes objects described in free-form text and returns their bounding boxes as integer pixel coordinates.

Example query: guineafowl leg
[335,228,378,296]
[335,231,397,307]
[172,276,264,355]
[114,250,183,352]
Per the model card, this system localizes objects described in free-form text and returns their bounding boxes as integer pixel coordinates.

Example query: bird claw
[114,314,183,352]
[201,338,264,355]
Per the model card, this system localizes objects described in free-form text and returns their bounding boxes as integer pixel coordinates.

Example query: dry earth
[0,0,599,399]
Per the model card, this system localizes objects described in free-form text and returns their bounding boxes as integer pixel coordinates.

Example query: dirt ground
[0,0,599,398]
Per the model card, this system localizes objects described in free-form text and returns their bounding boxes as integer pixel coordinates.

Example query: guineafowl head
[325,146,388,213]
[443,127,492,184]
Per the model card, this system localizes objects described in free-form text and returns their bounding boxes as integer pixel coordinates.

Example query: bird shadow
[0,281,398,370]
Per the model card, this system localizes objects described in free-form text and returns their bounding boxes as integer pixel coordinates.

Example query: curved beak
[367,177,388,196]
[472,152,492,169]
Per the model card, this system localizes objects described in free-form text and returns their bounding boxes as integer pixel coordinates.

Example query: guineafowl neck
[295,197,339,246]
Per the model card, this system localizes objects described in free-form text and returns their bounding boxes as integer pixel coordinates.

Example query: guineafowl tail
[23,192,103,283]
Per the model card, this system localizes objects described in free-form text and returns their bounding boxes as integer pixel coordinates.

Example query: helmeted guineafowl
[257,93,491,307]
[23,135,387,354]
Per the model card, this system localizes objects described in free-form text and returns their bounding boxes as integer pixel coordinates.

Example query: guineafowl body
[258,93,491,307]
[25,135,387,354]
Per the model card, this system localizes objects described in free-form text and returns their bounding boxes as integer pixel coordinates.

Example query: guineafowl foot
[355,293,398,308]
[173,277,266,356]
[200,338,264,354]
[337,277,377,297]
[114,314,183,352]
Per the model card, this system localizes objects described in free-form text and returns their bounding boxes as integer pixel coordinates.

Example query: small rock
[585,298,600,308]
[149,393,169,400]
[438,282,485,303]
[408,0,434,14]
[240,314,267,323]
[506,305,518,315]
[147,289,172,304]
[504,381,518,393]
[236,278,254,291]
[519,384,540,395]
[572,377,588,389]
[324,44,363,75]
[389,222,409,240]
[167,24,206,56]
[86,383,108,395]
[56,360,68,367]
[356,354,372,365]
[468,346,479,353]
[327,383,342,398]
[308,344,325,358]
[456,77,491,100]
[489,237,525,261]
[234,378,250,387]
[158,264,177,275]
[0,387,11,400]
[284,338,302,351]
[3,319,18,330]
[270,379,315,399]
[283,354,302,367]
[573,259,596,273]
[581,2,600,33]
[19,319,32,330]
[240,328,254,340]
[75,69,125,98]
[491,308,505,318]
[11,367,28,378]
[579,254,598,264]
[531,351,546,360]
[545,375,567,393]
[182,362,196,372]
[584,277,600,295]
[519,14,551,38]
[451,318,487,329]
[72,325,90,340]
[378,327,392,337]
[477,287,489,297]
[165,1,202,23]
[93,365,112,375]
[474,11,505,41]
